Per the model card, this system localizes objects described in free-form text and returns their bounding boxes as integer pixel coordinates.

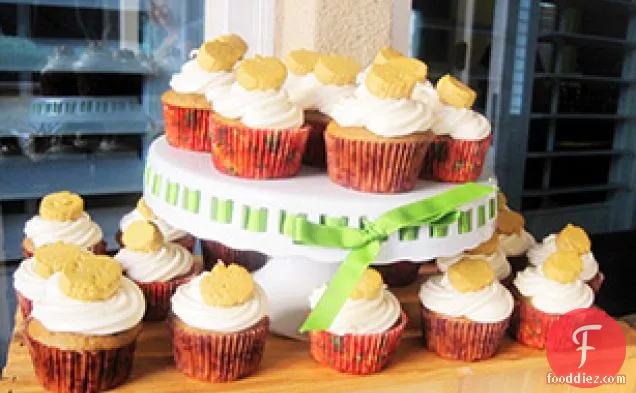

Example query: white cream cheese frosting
[419,274,514,323]
[498,230,537,257]
[114,243,194,283]
[119,209,188,243]
[514,266,594,314]
[170,50,234,96]
[432,105,491,141]
[24,212,103,249]
[527,234,599,281]
[288,73,356,115]
[13,257,45,301]
[31,274,145,335]
[411,80,443,113]
[309,285,401,335]
[171,274,269,332]
[437,251,512,282]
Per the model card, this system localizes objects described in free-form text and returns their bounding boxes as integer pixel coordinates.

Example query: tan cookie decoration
[314,54,360,86]
[39,191,84,222]
[465,233,500,256]
[448,258,495,293]
[497,192,508,211]
[196,40,240,72]
[373,46,403,65]
[122,220,164,253]
[386,57,428,82]
[556,224,591,255]
[285,49,321,76]
[236,55,287,91]
[543,250,583,284]
[436,74,477,109]
[33,242,85,278]
[365,63,416,100]
[136,197,156,220]
[349,268,383,300]
[59,255,122,301]
[496,209,525,235]
[216,34,248,59]
[200,261,255,307]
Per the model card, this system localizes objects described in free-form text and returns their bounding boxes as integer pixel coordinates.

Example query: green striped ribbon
[211,198,234,223]
[458,210,472,234]
[166,182,179,206]
[242,206,268,232]
[489,198,496,219]
[182,187,200,213]
[151,174,162,196]
[478,205,487,227]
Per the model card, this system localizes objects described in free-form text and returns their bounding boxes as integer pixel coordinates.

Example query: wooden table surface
[2,280,636,393]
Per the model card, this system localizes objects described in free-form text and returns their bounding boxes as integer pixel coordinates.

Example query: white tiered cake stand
[144,136,499,339]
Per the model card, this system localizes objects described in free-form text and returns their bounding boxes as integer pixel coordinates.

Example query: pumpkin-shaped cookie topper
[122,220,164,253]
[436,74,476,109]
[136,197,156,220]
[200,261,255,307]
[542,250,583,284]
[349,268,383,300]
[373,46,403,65]
[448,258,495,293]
[314,54,360,86]
[386,57,428,83]
[39,191,84,222]
[285,49,321,76]
[196,40,241,72]
[216,33,248,60]
[556,224,591,255]
[236,55,287,91]
[465,233,500,256]
[365,63,417,100]
[59,255,122,302]
[33,242,86,278]
[496,209,525,235]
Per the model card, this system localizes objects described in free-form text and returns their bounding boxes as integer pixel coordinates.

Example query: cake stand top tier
[144,136,498,264]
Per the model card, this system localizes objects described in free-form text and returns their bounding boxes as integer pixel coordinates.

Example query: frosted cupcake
[421,75,492,182]
[162,35,246,152]
[13,242,85,317]
[513,250,594,349]
[116,197,195,252]
[308,268,407,375]
[115,221,201,321]
[496,192,536,270]
[326,63,435,193]
[23,191,105,258]
[171,262,269,382]
[419,258,513,361]
[25,255,145,393]
[527,224,603,294]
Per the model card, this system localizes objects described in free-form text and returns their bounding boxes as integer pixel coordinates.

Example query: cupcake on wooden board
[114,220,201,321]
[171,262,269,382]
[23,191,106,258]
[326,62,435,193]
[13,242,86,317]
[421,75,492,182]
[436,233,513,287]
[210,55,309,179]
[527,223,603,294]
[496,192,536,270]
[308,268,408,375]
[25,255,145,393]
[419,258,513,361]
[162,35,246,152]
[512,250,594,349]
[116,197,195,252]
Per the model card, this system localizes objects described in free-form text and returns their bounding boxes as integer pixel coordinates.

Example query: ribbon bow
[285,182,496,332]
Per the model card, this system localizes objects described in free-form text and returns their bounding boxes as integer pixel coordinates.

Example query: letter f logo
[572,324,602,368]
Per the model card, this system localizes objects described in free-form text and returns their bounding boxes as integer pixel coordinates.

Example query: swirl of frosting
[213,82,304,129]
[437,250,512,282]
[169,52,235,96]
[24,212,103,249]
[527,234,599,281]
[120,209,188,243]
[432,105,491,141]
[411,80,443,113]
[514,266,594,314]
[171,274,268,332]
[289,74,356,115]
[115,243,193,283]
[309,285,401,335]
[31,274,145,335]
[499,229,536,257]
[419,275,513,323]
[13,257,46,301]
[330,85,434,137]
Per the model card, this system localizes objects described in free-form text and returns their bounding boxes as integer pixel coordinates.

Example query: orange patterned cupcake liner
[421,134,492,182]
[16,290,33,318]
[163,102,212,152]
[421,306,509,361]
[513,298,562,349]
[309,311,408,375]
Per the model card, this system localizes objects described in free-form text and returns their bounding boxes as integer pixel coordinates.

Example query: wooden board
[2,279,636,393]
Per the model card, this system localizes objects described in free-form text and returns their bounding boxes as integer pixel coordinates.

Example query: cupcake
[210,55,308,179]
[114,221,201,321]
[496,192,536,270]
[512,250,594,349]
[199,239,268,272]
[162,36,246,152]
[419,258,513,361]
[116,197,195,252]
[527,224,603,294]
[308,268,407,375]
[326,63,435,193]
[436,233,513,287]
[284,51,359,168]
[25,255,145,393]
[13,242,85,318]
[22,191,106,258]
[171,262,269,382]
[421,74,492,182]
